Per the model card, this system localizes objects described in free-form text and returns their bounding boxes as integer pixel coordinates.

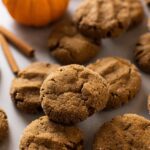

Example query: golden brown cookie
[87,57,141,109]
[127,0,144,27]
[145,0,150,7]
[0,109,8,141]
[134,33,150,73]
[48,21,99,65]
[20,116,84,150]
[40,64,109,124]
[10,62,60,113]
[93,114,150,150]
[73,0,130,38]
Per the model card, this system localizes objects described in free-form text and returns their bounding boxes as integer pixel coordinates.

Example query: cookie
[93,114,150,150]
[134,33,150,73]
[0,109,8,141]
[147,19,150,31]
[127,0,144,27]
[87,57,141,109]
[73,0,130,38]
[40,64,109,124]
[20,116,84,150]
[48,21,99,65]
[10,62,60,113]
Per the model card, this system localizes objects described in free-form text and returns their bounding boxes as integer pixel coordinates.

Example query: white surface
[0,0,150,150]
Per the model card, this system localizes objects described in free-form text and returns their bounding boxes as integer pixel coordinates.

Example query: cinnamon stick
[0,26,34,57]
[0,34,19,75]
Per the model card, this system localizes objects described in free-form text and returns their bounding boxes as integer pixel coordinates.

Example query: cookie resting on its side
[48,21,99,65]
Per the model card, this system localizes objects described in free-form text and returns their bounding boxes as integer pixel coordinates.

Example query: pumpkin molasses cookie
[20,116,84,150]
[48,21,99,65]
[0,109,8,141]
[10,62,60,113]
[145,0,150,7]
[93,114,150,150]
[87,57,141,109]
[134,33,150,73]
[40,64,109,124]
[127,0,144,27]
[148,95,150,113]
[73,0,130,38]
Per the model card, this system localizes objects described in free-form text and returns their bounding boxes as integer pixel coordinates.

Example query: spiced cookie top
[40,64,109,124]
[73,0,130,38]
[20,116,84,150]
[0,109,8,141]
[87,57,141,109]
[48,21,99,64]
[134,33,150,73]
[93,114,150,150]
[10,62,60,113]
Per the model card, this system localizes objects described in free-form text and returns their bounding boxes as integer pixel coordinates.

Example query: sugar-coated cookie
[40,64,109,124]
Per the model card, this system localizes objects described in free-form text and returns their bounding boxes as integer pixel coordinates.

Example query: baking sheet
[0,0,150,150]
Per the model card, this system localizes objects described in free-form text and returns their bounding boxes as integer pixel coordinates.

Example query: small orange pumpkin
[3,0,69,27]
